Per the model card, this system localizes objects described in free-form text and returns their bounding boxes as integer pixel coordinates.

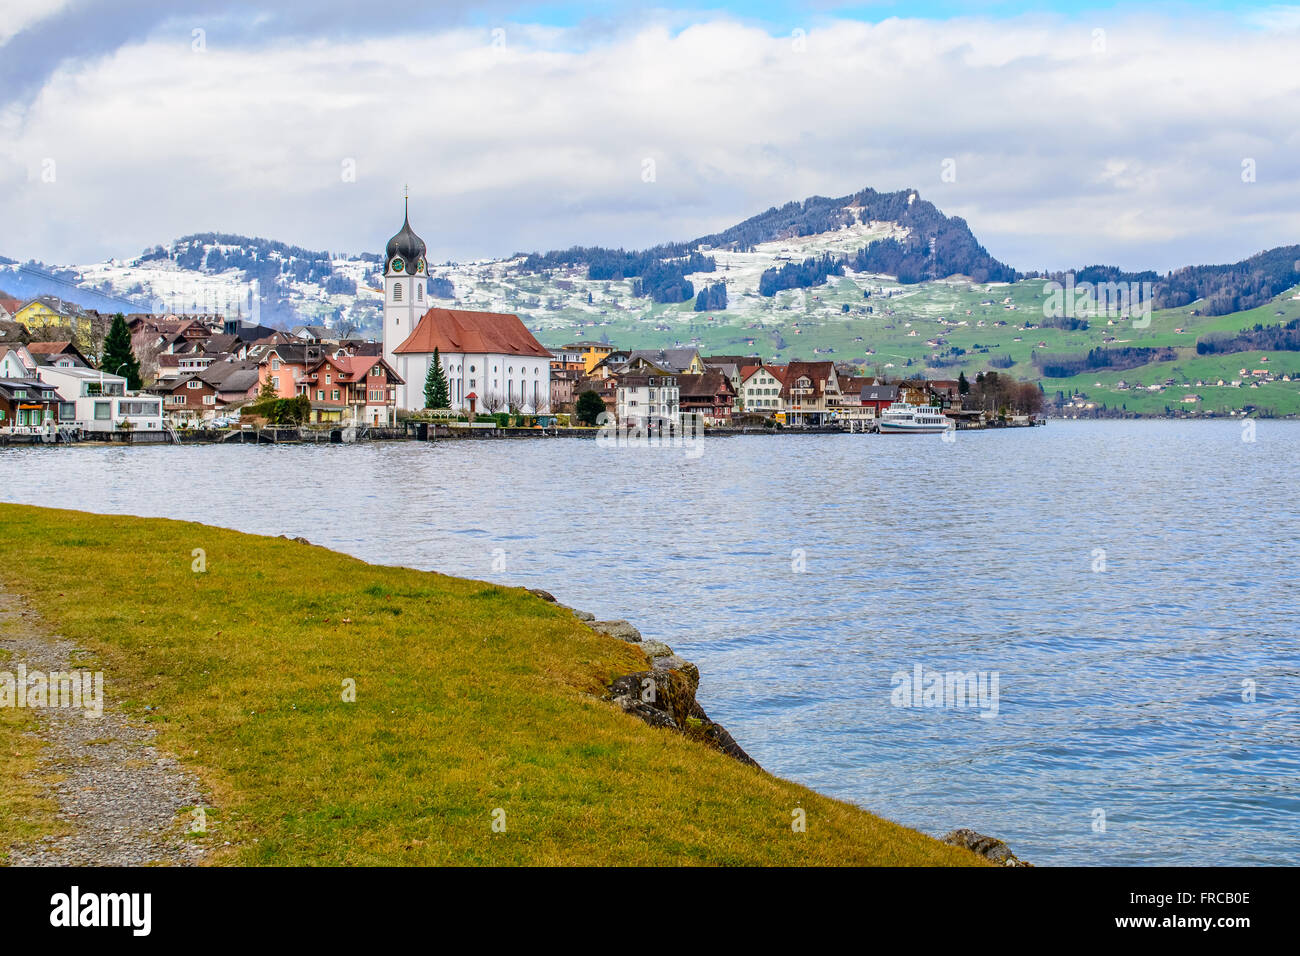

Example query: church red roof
[394,308,551,358]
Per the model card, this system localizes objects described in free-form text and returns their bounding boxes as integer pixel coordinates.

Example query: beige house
[738,364,786,415]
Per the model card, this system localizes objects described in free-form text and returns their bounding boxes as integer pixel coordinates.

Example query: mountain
[2,186,1019,334]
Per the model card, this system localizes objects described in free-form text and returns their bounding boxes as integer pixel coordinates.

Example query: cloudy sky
[3,1,1299,273]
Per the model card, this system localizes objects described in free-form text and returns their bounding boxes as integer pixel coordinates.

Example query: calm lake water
[2,420,1297,865]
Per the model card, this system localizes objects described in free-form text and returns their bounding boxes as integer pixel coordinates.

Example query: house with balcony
[298,354,402,425]
[677,370,736,425]
[0,378,63,434]
[36,365,164,433]
[781,361,842,425]
[615,372,679,430]
[251,343,325,399]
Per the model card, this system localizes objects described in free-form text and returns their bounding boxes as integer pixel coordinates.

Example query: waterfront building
[738,364,786,415]
[616,372,679,429]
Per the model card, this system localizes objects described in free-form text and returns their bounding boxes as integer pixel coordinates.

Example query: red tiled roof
[322,355,405,386]
[395,308,552,358]
[26,340,73,354]
[782,361,835,402]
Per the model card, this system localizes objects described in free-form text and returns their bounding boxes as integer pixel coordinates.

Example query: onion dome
[385,198,426,266]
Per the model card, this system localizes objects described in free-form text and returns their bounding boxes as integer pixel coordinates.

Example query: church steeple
[382,192,428,411]
[385,194,426,271]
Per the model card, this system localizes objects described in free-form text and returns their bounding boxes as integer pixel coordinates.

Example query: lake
[2,420,1296,865]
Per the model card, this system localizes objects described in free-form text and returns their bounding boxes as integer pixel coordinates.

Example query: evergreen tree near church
[424,347,450,409]
[101,313,142,390]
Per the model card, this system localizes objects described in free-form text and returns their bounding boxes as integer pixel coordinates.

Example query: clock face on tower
[416,258,425,274]
[391,257,405,273]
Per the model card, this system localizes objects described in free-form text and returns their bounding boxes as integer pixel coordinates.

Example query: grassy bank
[0,504,981,866]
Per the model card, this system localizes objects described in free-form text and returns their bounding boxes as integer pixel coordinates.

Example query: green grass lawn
[0,504,983,866]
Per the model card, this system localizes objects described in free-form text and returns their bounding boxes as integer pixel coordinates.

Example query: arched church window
[417,284,423,302]
[393,282,403,301]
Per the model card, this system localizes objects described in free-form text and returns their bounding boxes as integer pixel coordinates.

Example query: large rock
[605,659,759,771]
[639,640,673,660]
[607,672,686,729]
[941,828,1031,867]
[651,654,699,692]
[686,700,760,768]
[527,588,557,603]
[589,619,641,642]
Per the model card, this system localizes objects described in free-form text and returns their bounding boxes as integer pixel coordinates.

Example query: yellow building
[568,343,614,374]
[13,296,94,333]
[583,345,615,374]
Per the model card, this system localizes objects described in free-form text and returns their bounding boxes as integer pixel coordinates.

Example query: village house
[702,355,757,396]
[0,344,40,379]
[782,361,841,425]
[616,372,679,429]
[298,353,402,426]
[12,296,99,335]
[0,378,63,433]
[571,343,615,374]
[0,293,23,321]
[859,383,900,418]
[289,325,336,344]
[27,340,91,368]
[738,364,786,415]
[677,370,736,425]
[549,346,586,372]
[35,365,164,433]
[252,343,326,399]
[586,350,633,380]
[151,373,220,424]
[201,362,262,412]
[549,366,584,410]
[830,375,879,426]
[624,348,705,376]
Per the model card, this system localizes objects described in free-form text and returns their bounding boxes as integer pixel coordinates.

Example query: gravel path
[1,591,209,866]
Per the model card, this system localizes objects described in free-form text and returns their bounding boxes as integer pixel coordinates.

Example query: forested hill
[1043,244,1300,317]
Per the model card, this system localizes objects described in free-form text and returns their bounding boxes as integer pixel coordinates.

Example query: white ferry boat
[878,400,952,434]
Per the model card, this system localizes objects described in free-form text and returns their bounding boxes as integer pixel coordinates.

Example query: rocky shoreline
[527,589,759,767]
[529,587,1031,866]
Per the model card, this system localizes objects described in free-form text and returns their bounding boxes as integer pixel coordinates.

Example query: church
[382,203,553,414]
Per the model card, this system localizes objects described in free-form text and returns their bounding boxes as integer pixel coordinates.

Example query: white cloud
[0,0,75,45]
[3,10,1299,273]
